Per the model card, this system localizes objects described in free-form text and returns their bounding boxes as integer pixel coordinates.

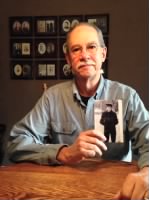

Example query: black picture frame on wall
[85,14,109,34]
[59,37,67,59]
[59,15,83,35]
[34,38,57,58]
[35,61,57,79]
[10,39,33,58]
[9,16,33,37]
[34,16,58,36]
[59,60,73,80]
[9,14,109,80]
[10,61,33,79]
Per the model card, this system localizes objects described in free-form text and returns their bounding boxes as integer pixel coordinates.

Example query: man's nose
[79,48,90,58]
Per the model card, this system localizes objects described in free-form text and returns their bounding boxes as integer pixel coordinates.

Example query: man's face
[65,25,107,80]
[106,106,112,112]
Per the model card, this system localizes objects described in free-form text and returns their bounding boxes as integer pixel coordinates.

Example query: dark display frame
[9,14,109,80]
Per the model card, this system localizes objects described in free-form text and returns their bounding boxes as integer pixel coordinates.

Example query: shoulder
[43,80,73,100]
[104,78,136,97]
[47,80,72,92]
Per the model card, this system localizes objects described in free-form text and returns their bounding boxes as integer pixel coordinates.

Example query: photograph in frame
[34,38,57,58]
[85,14,109,34]
[59,60,73,80]
[34,16,58,36]
[11,61,33,79]
[59,37,67,59]
[35,61,57,79]
[9,16,33,36]
[59,15,83,35]
[10,39,33,58]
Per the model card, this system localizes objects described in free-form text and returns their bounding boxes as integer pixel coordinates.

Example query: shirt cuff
[40,144,68,165]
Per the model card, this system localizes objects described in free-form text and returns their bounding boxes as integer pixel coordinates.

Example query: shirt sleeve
[7,92,65,165]
[127,92,149,168]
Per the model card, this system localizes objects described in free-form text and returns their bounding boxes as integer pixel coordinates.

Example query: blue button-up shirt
[7,76,149,167]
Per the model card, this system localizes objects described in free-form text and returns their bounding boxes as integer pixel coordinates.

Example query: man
[100,104,118,142]
[7,23,149,199]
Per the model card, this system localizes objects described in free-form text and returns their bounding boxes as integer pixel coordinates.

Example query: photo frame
[10,39,33,58]
[10,61,33,79]
[35,61,57,79]
[85,14,109,34]
[59,37,67,59]
[34,16,58,36]
[59,60,73,80]
[9,16,33,36]
[34,38,57,58]
[9,14,109,80]
[59,15,83,35]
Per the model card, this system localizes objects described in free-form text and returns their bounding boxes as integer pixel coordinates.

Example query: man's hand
[57,129,107,164]
[114,166,149,200]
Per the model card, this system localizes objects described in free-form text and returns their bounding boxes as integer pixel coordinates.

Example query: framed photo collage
[9,14,109,80]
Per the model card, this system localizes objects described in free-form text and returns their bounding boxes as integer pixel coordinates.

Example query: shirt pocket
[51,121,77,135]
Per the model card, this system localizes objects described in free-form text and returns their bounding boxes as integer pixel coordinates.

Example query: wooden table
[0,159,138,199]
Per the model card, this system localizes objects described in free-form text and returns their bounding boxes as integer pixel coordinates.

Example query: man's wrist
[56,145,69,164]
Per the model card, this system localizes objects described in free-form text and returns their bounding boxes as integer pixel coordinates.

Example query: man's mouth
[78,62,95,69]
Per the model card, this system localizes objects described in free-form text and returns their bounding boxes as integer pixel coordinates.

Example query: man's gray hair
[65,22,106,53]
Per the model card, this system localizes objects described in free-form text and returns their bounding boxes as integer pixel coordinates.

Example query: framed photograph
[94,99,123,143]
[34,38,57,58]
[36,61,57,79]
[9,14,110,80]
[59,60,73,80]
[59,15,83,35]
[34,16,58,36]
[85,14,109,34]
[59,37,67,59]
[9,16,33,36]
[10,61,33,79]
[10,39,33,58]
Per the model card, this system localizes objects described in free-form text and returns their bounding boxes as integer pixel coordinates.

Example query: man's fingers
[83,136,107,151]
[84,130,107,141]
[81,148,101,158]
[80,143,105,158]
[113,191,120,199]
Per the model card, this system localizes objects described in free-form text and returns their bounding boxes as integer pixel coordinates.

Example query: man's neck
[75,76,100,97]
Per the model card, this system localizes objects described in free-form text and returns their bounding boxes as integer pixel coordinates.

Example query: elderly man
[7,23,149,199]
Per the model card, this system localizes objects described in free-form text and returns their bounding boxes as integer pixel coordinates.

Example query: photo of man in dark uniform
[100,104,118,142]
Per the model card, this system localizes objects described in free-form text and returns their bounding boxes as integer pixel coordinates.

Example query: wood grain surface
[0,159,138,199]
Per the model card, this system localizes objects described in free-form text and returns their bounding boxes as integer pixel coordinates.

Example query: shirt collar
[95,75,105,99]
[72,75,105,101]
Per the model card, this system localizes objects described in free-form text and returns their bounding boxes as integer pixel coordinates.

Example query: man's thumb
[113,191,121,200]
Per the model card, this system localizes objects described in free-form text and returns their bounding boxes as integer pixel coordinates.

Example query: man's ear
[65,53,71,66]
[101,47,107,62]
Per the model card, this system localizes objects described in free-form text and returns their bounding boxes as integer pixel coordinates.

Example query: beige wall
[0,0,148,133]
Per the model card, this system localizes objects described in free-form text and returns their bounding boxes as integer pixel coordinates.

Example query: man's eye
[88,45,97,50]
[72,47,80,52]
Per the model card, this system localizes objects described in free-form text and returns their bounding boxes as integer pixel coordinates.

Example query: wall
[0,0,148,135]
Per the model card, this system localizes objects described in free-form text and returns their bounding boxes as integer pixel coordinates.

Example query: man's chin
[78,72,99,80]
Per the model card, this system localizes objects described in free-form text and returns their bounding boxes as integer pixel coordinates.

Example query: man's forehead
[71,24,96,34]
[68,26,99,44]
